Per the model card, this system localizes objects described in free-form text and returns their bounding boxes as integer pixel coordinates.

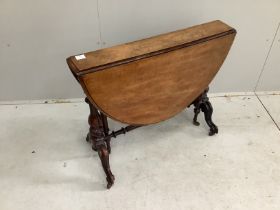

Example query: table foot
[201,100,218,136]
[98,146,115,189]
[191,87,218,136]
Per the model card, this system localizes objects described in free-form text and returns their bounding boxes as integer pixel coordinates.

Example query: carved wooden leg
[85,97,100,151]
[85,98,115,188]
[95,132,114,189]
[98,145,115,188]
[200,101,218,136]
[191,87,218,136]
[193,106,201,126]
[101,113,111,154]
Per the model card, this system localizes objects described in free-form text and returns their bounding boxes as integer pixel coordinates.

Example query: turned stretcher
[67,20,236,188]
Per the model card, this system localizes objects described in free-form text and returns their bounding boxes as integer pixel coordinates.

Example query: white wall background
[0,0,279,101]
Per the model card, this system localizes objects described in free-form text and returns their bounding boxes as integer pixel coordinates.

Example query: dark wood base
[85,98,114,188]
[85,87,218,188]
[191,87,218,136]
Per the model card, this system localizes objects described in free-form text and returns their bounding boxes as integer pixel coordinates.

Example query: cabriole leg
[191,87,218,136]
[85,98,115,188]
[98,145,115,188]
[200,100,218,136]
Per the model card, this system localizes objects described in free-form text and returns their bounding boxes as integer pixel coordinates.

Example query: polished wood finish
[68,20,234,75]
[67,20,236,125]
[67,20,236,188]
[82,34,234,125]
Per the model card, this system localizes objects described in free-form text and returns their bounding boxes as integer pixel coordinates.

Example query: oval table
[67,20,236,188]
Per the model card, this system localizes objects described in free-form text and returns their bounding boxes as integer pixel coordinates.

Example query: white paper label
[75,54,86,60]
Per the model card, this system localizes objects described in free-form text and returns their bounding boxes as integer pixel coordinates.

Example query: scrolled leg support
[191,87,218,136]
[85,98,115,189]
[98,145,115,188]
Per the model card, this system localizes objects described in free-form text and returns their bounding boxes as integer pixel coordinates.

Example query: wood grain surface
[68,20,234,75]
[67,20,236,125]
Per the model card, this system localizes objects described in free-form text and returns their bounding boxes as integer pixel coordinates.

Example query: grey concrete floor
[0,94,280,210]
